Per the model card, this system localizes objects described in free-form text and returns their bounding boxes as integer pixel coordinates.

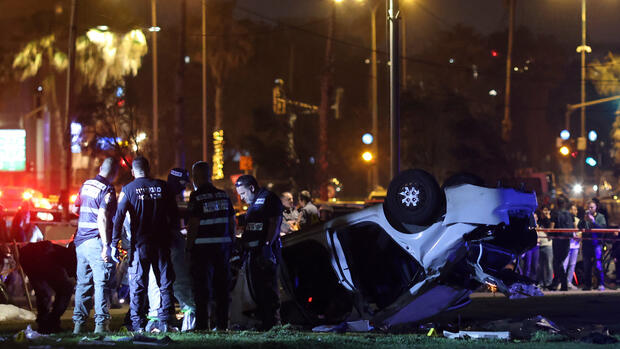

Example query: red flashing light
[491,50,498,57]
[307,297,313,303]
[571,152,578,158]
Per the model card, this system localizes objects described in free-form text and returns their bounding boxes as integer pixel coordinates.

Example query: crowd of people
[17,156,287,334]
[522,195,618,292]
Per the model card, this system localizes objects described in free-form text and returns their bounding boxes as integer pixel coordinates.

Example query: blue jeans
[583,242,604,288]
[537,245,553,287]
[73,238,115,325]
[563,247,579,286]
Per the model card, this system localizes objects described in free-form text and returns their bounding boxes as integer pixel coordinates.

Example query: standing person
[235,175,283,330]
[186,161,235,331]
[536,206,554,289]
[72,157,118,334]
[112,156,178,332]
[280,192,298,235]
[580,200,607,291]
[19,241,76,333]
[522,211,539,281]
[564,204,581,290]
[145,168,196,332]
[297,190,319,230]
[550,196,573,291]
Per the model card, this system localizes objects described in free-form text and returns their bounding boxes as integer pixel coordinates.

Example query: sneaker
[598,285,606,291]
[94,321,110,334]
[73,322,84,335]
[567,284,578,290]
[145,319,158,333]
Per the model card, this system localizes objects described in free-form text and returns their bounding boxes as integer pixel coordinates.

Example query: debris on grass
[312,320,373,333]
[579,332,619,344]
[444,330,510,340]
[0,304,36,322]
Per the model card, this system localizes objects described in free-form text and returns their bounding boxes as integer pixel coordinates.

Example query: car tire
[384,169,441,230]
[437,172,485,217]
[442,172,485,189]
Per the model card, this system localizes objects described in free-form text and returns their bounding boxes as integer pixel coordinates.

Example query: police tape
[536,228,620,241]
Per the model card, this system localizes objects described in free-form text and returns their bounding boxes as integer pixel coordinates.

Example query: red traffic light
[491,50,499,57]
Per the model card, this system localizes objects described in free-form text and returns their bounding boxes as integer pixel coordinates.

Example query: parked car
[231,169,540,328]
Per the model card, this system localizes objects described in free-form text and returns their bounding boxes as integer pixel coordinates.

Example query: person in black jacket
[186,161,235,330]
[579,200,607,290]
[112,156,178,332]
[235,175,283,330]
[19,240,76,333]
[550,195,572,291]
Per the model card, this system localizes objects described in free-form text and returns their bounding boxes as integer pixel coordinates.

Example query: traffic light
[559,146,570,156]
[362,151,373,162]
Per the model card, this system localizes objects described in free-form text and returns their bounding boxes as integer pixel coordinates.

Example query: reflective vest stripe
[247,240,259,247]
[78,222,98,229]
[199,217,228,226]
[79,206,98,214]
[195,237,232,244]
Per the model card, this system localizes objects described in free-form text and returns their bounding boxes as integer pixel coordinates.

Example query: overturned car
[231,169,540,328]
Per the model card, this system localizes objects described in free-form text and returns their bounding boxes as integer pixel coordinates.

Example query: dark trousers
[582,242,605,288]
[128,245,175,330]
[29,267,73,332]
[248,245,280,330]
[551,239,570,289]
[191,243,232,330]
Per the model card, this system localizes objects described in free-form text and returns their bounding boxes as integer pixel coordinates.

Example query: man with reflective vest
[235,174,283,331]
[186,161,235,330]
[72,157,118,334]
[112,156,178,332]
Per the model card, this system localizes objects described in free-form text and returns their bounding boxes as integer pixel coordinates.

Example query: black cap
[167,168,190,195]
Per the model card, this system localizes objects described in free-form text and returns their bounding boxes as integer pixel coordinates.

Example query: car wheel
[384,169,441,230]
[442,172,485,189]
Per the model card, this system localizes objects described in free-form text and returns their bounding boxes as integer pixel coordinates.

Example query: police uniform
[242,188,283,330]
[112,177,178,331]
[72,175,117,328]
[20,241,76,333]
[188,183,235,330]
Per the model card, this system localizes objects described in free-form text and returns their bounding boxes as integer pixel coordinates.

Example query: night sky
[235,0,620,48]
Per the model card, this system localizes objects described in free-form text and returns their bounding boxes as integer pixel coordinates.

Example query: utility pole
[577,0,591,182]
[388,0,401,179]
[502,0,515,142]
[318,3,335,200]
[201,0,208,161]
[151,0,159,173]
[174,0,186,168]
[62,0,77,218]
[401,6,407,90]
[370,2,379,189]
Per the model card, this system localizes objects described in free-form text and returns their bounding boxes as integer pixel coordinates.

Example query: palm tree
[13,29,148,186]
[13,35,68,186]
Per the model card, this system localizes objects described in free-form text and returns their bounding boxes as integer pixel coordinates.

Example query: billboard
[0,129,26,171]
